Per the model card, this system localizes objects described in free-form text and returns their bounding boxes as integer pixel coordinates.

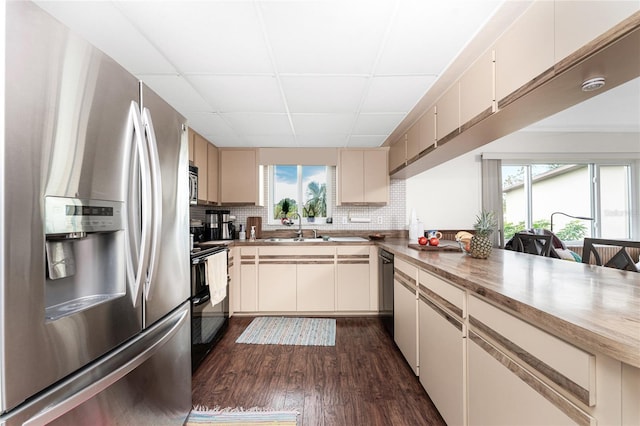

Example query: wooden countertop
[379,238,640,368]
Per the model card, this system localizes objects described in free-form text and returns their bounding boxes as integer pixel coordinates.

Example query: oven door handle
[193,293,211,307]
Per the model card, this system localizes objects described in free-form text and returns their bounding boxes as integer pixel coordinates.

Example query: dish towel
[205,251,227,306]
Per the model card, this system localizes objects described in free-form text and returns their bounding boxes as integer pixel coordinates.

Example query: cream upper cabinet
[219,148,262,205]
[460,48,494,126]
[338,148,389,205]
[206,143,219,204]
[388,136,406,172]
[554,1,639,62]
[418,106,436,152]
[494,1,554,102]
[192,130,209,203]
[406,122,421,161]
[436,83,460,141]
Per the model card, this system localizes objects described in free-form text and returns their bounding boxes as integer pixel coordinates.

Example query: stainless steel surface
[44,198,123,235]
[140,84,189,327]
[2,2,190,422]
[379,249,394,337]
[1,302,191,426]
[3,2,143,411]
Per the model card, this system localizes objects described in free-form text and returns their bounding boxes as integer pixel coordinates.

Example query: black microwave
[189,165,198,205]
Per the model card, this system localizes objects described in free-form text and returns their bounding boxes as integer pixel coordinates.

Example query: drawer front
[469,295,596,406]
[418,269,465,318]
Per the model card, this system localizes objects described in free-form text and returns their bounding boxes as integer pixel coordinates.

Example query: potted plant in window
[304,204,316,223]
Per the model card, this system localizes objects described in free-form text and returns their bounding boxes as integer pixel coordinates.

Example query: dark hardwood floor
[192,316,446,426]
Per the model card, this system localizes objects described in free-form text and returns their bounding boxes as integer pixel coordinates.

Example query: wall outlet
[377,216,383,224]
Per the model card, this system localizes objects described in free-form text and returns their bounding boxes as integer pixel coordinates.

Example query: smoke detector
[581,77,606,92]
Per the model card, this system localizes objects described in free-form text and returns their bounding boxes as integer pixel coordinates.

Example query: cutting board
[409,243,462,252]
[246,216,262,239]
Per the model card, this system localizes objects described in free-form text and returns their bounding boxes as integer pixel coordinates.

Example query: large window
[502,162,632,242]
[270,165,331,225]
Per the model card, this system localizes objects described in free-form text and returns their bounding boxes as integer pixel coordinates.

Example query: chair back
[581,238,640,272]
[512,233,553,257]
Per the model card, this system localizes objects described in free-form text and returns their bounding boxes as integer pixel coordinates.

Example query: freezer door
[0,302,191,426]
[140,84,190,327]
[2,2,143,413]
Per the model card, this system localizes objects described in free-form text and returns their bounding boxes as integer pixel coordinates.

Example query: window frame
[268,165,332,226]
[500,159,636,241]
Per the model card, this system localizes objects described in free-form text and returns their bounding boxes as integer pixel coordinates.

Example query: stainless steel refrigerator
[1,2,191,424]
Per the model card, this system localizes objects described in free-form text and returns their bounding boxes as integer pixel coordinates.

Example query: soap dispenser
[250,225,256,241]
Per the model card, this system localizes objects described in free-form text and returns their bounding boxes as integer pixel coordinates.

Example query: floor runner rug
[186,407,298,425]
[235,317,336,346]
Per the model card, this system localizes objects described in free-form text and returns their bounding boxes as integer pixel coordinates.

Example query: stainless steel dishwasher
[378,248,394,337]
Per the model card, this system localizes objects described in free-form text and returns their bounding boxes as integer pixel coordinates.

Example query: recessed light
[581,77,606,92]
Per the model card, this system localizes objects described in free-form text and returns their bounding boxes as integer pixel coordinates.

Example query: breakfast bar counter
[379,238,640,368]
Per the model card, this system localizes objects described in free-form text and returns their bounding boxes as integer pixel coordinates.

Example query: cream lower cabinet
[258,263,296,312]
[336,246,371,311]
[418,293,464,426]
[228,247,237,315]
[468,333,590,426]
[394,258,418,375]
[238,247,257,312]
[297,262,334,312]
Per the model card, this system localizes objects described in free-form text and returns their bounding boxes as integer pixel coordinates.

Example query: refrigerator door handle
[126,101,153,306]
[141,107,163,301]
[20,304,189,426]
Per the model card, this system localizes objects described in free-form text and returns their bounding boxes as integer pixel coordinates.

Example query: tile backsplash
[190,168,405,233]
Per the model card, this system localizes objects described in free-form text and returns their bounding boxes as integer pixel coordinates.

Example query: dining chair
[581,238,640,272]
[512,233,554,257]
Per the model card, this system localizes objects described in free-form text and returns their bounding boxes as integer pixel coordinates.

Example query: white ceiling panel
[348,135,389,147]
[376,0,503,75]
[140,75,212,115]
[296,134,349,148]
[361,76,438,113]
[260,0,393,74]
[243,134,298,147]
[281,76,369,113]
[115,1,273,74]
[186,112,238,141]
[34,1,176,74]
[222,113,293,136]
[188,75,285,113]
[353,113,406,135]
[291,114,356,135]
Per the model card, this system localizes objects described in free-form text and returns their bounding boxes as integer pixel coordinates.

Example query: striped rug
[235,317,336,346]
[186,407,298,425]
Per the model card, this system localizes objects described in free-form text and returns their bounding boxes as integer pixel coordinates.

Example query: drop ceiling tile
[295,134,349,147]
[347,135,388,147]
[260,0,393,74]
[116,1,273,74]
[281,76,369,113]
[222,113,293,136]
[140,75,212,116]
[353,113,406,135]
[188,75,285,113]
[34,1,176,74]
[187,112,238,143]
[361,76,437,113]
[291,114,356,135]
[376,0,503,75]
[243,135,298,147]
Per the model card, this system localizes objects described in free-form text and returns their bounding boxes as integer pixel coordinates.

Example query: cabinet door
[193,131,208,203]
[419,295,464,426]
[207,143,218,203]
[297,263,335,312]
[228,248,238,315]
[239,262,257,312]
[339,150,364,203]
[258,263,296,312]
[363,149,389,204]
[418,107,436,152]
[468,333,592,426]
[389,136,406,172]
[219,149,259,204]
[460,49,494,126]
[494,1,554,102]
[406,122,421,161]
[394,276,417,375]
[436,83,460,141]
[336,247,370,311]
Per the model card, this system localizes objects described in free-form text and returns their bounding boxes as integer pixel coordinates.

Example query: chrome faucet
[292,212,302,239]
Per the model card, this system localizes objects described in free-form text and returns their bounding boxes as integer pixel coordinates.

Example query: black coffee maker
[204,210,219,241]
